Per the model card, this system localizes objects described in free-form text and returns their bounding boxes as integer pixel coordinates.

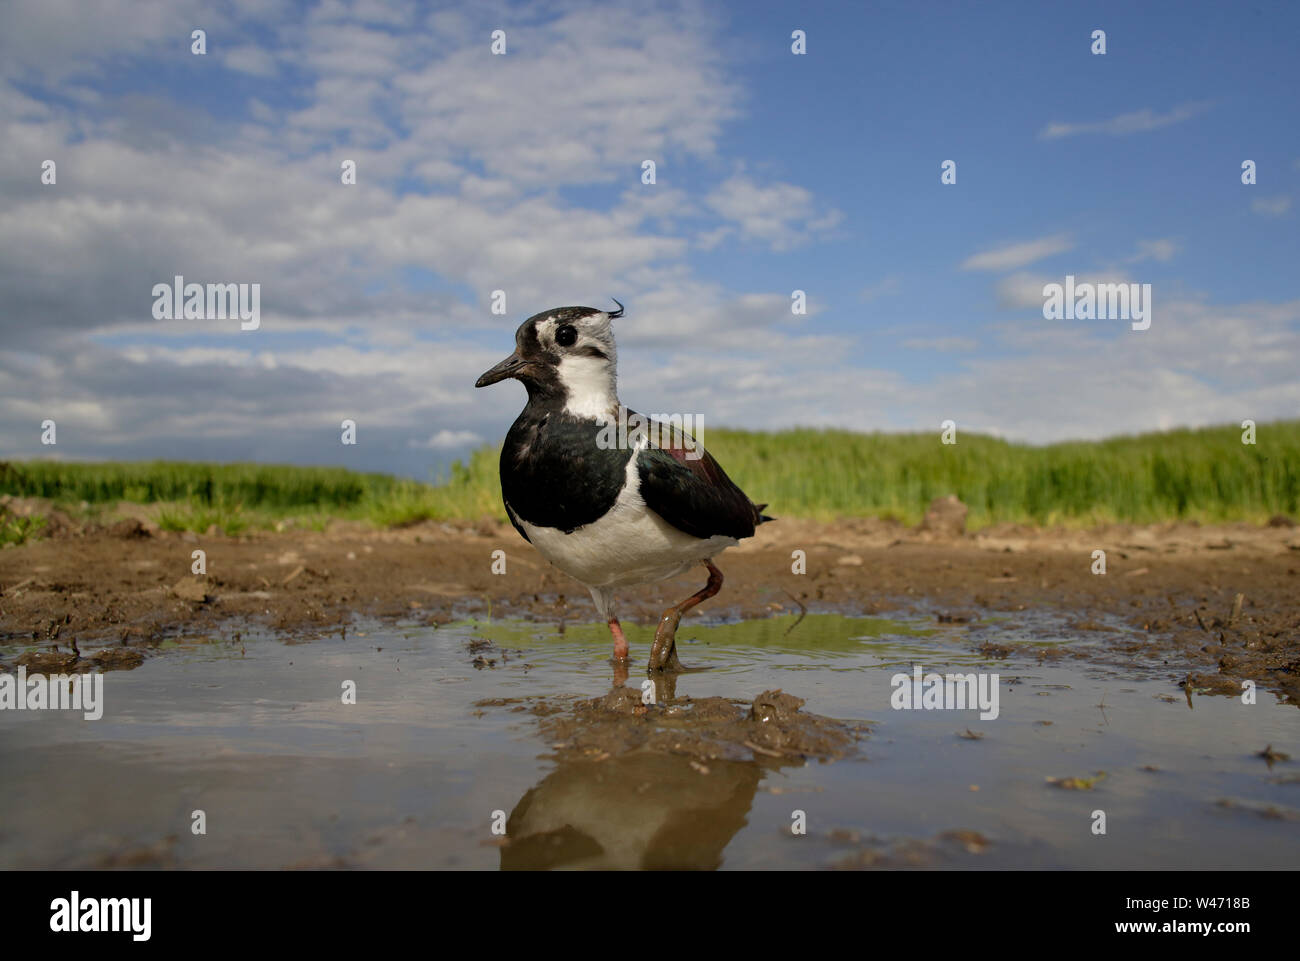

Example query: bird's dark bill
[475,352,527,387]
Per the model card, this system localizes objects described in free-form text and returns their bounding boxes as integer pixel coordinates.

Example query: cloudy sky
[2,0,1297,481]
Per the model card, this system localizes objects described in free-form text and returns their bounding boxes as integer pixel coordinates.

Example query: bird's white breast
[514,442,737,590]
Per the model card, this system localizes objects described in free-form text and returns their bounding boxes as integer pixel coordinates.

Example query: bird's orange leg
[649,561,723,672]
[608,616,629,662]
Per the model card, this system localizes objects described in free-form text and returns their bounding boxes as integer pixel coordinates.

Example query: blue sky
[1,0,1296,481]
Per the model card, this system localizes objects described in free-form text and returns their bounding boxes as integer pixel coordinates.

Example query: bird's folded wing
[635,419,763,540]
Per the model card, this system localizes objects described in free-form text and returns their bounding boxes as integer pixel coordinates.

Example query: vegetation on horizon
[1,420,1296,536]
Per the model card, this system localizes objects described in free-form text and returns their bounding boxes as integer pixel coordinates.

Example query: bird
[474,301,772,672]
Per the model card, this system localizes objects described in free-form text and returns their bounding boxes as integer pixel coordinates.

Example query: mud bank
[1,516,1297,702]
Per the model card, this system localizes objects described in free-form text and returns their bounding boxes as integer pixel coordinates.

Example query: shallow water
[0,612,1295,869]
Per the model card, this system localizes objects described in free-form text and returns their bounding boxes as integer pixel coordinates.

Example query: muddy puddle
[0,611,1295,869]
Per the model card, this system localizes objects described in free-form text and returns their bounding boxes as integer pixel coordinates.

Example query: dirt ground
[1,505,1298,705]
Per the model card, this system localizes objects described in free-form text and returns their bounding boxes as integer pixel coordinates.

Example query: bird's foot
[648,649,686,673]
[645,671,679,703]
[647,560,723,672]
[648,611,687,672]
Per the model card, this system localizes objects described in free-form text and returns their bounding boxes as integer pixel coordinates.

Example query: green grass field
[1,420,1296,537]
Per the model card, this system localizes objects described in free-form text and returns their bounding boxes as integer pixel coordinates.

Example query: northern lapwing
[474,302,771,672]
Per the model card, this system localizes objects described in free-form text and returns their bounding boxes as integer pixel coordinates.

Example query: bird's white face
[537,309,617,365]
[538,310,620,421]
[474,304,623,420]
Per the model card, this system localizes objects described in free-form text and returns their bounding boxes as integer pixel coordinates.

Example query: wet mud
[2,512,1297,703]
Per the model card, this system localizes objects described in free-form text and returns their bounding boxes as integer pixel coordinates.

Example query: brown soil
[1,509,1297,703]
[537,687,866,764]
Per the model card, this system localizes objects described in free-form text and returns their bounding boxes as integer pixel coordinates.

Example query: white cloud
[624,297,1300,445]
[224,45,280,77]
[705,175,843,251]
[901,336,978,352]
[411,430,484,450]
[1129,238,1180,263]
[859,276,901,302]
[1252,195,1292,217]
[995,270,1135,310]
[1039,100,1213,140]
[2,294,1296,473]
[377,5,741,188]
[694,225,734,251]
[961,235,1073,272]
[0,0,214,82]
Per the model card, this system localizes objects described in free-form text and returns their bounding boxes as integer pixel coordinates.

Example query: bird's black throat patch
[500,402,633,534]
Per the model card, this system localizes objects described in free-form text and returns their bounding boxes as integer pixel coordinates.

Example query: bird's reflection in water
[501,750,763,870]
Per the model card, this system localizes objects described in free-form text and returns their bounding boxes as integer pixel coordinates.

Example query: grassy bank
[0,459,500,536]
[2,420,1296,535]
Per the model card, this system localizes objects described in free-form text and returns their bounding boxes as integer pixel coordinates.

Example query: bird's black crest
[523,304,615,327]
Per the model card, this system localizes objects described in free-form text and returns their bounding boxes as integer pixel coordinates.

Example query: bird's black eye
[555,324,577,347]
